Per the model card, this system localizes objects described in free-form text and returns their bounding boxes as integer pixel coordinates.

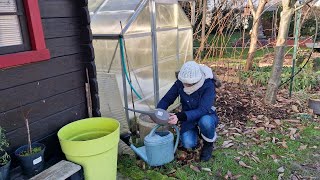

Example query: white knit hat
[178,61,202,84]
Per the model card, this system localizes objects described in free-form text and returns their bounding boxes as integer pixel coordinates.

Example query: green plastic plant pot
[58,117,120,180]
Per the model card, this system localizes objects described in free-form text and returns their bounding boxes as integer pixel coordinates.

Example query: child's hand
[168,113,178,125]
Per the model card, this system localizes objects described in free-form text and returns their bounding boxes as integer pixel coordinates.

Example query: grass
[118,120,320,179]
[206,47,274,61]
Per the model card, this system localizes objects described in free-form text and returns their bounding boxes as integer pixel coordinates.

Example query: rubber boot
[200,141,214,162]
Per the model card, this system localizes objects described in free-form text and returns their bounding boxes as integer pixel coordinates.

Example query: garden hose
[119,36,143,100]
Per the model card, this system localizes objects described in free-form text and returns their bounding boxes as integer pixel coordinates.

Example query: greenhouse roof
[89,0,192,36]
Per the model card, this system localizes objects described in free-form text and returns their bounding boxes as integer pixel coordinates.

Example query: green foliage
[300,18,317,37]
[314,58,320,71]
[0,127,10,166]
[117,154,175,180]
[291,113,313,121]
[19,147,42,157]
[240,63,319,91]
[0,152,10,166]
[0,127,9,153]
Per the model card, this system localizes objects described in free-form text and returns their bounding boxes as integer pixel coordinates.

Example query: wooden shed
[0,0,99,169]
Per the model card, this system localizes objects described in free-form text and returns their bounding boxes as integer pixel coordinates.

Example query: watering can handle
[173,125,180,153]
[149,125,180,154]
[149,124,161,136]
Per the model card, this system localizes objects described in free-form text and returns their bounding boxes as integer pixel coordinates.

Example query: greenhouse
[89,0,194,120]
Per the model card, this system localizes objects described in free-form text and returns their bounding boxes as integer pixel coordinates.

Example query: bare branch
[248,0,256,17]
[294,0,315,11]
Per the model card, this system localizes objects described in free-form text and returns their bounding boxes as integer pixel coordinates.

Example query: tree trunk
[198,0,207,60]
[245,0,268,71]
[264,0,294,104]
[245,20,259,71]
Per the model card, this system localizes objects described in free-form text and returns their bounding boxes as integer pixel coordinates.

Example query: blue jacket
[157,79,218,133]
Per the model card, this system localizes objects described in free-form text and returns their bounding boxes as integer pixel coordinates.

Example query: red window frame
[0,0,50,69]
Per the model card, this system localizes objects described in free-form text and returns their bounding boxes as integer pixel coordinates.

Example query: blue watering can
[120,108,180,166]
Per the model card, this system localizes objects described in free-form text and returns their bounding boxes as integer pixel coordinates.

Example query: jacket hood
[199,64,213,79]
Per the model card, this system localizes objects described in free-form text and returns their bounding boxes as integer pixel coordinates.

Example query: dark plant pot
[14,143,45,178]
[308,98,320,115]
[0,159,11,180]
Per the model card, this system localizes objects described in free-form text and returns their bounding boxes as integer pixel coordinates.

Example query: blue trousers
[180,114,218,149]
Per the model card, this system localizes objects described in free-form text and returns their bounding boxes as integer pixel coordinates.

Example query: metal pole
[289,1,302,97]
[175,3,180,64]
[150,0,160,106]
[119,36,130,123]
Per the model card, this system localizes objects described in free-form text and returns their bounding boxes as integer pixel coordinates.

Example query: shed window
[0,0,50,69]
[0,0,30,55]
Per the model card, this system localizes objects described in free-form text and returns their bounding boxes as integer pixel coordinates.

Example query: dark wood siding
[0,0,99,165]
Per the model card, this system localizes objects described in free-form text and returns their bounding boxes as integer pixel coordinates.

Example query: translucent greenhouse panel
[178,5,191,28]
[88,0,104,13]
[158,57,181,111]
[127,66,155,104]
[123,36,153,69]
[89,0,143,34]
[179,53,193,64]
[94,37,155,119]
[122,36,154,110]
[158,57,178,95]
[158,57,178,90]
[94,37,154,97]
[157,29,178,60]
[125,3,151,34]
[178,29,193,64]
[91,12,133,34]
[93,39,121,72]
[99,0,141,12]
[178,30,193,54]
[122,35,155,113]
[156,4,177,28]
[157,29,180,109]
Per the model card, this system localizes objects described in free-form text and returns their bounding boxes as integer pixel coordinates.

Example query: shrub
[0,127,10,166]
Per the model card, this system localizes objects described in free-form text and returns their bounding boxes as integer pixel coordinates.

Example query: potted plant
[14,112,46,177]
[0,127,11,180]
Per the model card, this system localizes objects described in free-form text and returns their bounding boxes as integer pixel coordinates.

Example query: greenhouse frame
[89,0,195,121]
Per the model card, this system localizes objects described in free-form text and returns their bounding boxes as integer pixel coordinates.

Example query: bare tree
[183,0,247,61]
[197,0,208,60]
[264,0,295,104]
[245,0,268,71]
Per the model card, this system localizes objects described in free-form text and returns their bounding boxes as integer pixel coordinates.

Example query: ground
[117,81,320,180]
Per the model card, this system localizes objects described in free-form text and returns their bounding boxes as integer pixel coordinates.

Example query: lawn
[118,119,320,180]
